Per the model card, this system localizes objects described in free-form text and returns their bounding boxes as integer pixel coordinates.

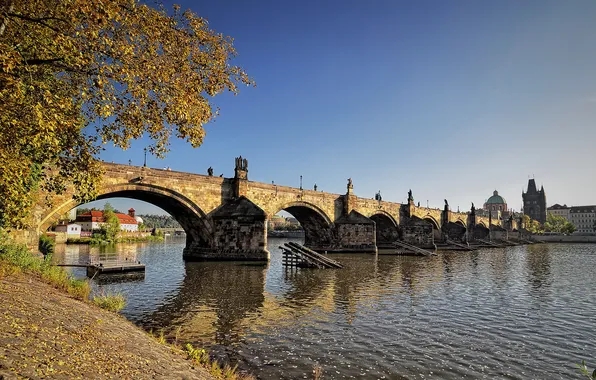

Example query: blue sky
[90,0,596,215]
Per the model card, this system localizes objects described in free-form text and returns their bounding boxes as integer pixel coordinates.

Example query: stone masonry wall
[335,223,376,252]
[402,224,434,248]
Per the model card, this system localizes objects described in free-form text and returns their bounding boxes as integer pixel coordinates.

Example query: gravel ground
[0,273,214,380]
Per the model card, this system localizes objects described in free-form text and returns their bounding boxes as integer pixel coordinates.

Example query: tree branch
[24,58,64,65]
[7,12,64,33]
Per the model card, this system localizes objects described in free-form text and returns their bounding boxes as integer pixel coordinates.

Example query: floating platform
[86,262,145,277]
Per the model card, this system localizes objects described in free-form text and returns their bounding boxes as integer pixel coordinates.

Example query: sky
[89,0,596,215]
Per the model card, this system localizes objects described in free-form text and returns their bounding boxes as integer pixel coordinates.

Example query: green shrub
[185,343,210,365]
[92,293,127,312]
[38,234,55,256]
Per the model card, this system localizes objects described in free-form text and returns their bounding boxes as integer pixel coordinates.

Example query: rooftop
[485,190,507,205]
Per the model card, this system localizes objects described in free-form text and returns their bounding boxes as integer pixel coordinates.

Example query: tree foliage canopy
[99,203,120,241]
[0,0,253,228]
[544,213,576,234]
[522,214,544,234]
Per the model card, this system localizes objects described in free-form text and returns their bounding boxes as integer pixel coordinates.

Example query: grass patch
[184,343,254,380]
[0,233,90,300]
[145,329,255,380]
[92,292,126,312]
[66,237,92,244]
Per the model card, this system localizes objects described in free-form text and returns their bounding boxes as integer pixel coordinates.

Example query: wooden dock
[280,242,343,269]
[86,262,145,277]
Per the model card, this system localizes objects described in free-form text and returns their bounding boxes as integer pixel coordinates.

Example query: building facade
[547,204,570,220]
[484,190,507,219]
[75,210,139,232]
[523,179,547,224]
[55,223,82,237]
[569,206,596,233]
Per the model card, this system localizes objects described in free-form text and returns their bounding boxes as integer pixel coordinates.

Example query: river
[54,238,596,379]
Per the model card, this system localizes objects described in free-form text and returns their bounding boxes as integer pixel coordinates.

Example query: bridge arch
[370,212,400,246]
[445,220,467,242]
[421,215,442,241]
[270,201,334,250]
[39,183,213,247]
[474,222,490,239]
[455,219,467,228]
[422,215,440,230]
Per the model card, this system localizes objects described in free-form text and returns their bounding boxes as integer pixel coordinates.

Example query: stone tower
[522,179,546,224]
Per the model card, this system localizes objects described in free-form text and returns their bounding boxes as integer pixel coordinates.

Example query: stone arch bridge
[27,159,510,261]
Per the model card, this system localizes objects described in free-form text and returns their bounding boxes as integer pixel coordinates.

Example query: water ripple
[55,239,596,379]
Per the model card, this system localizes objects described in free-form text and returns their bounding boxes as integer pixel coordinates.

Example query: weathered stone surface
[402,220,435,249]
[184,197,269,261]
[443,221,467,242]
[333,210,376,253]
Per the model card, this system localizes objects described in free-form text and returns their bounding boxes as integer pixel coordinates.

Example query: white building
[547,204,570,220]
[75,210,138,232]
[55,223,82,237]
[569,206,596,233]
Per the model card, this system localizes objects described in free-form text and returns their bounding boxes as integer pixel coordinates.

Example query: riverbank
[267,230,305,238]
[0,272,216,379]
[532,235,596,243]
[66,235,164,244]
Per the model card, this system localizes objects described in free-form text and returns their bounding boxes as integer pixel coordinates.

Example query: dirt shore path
[0,274,214,379]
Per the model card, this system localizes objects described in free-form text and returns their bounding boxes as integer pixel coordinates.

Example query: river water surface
[55,238,596,379]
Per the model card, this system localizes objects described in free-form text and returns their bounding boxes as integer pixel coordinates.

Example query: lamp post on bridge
[143,147,147,167]
[300,175,302,190]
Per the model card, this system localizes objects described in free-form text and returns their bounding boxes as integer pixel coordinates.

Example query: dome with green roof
[486,190,506,205]
[484,190,508,211]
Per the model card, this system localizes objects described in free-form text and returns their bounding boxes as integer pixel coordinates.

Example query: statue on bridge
[407,189,413,203]
[347,178,353,190]
[375,191,382,201]
[235,156,248,171]
[314,183,318,191]
[471,202,475,214]
[207,167,214,176]
[234,156,248,180]
[444,199,449,208]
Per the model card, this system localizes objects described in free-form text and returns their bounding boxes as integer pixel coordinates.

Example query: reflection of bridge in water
[28,157,523,261]
[134,246,450,346]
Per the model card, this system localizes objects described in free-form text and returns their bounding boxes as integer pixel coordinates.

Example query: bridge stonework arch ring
[269,201,335,251]
[38,183,213,251]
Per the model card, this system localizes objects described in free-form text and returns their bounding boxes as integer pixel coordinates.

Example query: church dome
[485,190,506,205]
[134,216,144,224]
